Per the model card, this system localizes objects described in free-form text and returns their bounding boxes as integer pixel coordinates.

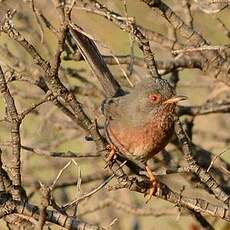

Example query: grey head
[103,77,184,126]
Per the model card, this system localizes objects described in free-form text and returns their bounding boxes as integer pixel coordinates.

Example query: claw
[145,165,157,203]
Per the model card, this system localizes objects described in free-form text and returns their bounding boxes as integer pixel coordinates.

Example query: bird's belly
[107,119,174,161]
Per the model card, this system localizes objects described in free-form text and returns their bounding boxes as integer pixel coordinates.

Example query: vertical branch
[0,148,14,194]
[133,24,160,78]
[36,185,50,230]
[0,66,21,200]
[48,23,67,80]
[167,18,179,88]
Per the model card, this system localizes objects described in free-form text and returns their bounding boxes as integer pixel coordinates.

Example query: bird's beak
[163,95,187,104]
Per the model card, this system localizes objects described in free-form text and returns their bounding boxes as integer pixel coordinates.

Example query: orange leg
[145,165,157,203]
[105,144,117,168]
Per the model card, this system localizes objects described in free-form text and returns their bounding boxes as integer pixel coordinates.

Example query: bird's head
[128,78,186,119]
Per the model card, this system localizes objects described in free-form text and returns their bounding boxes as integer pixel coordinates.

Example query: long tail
[69,28,124,98]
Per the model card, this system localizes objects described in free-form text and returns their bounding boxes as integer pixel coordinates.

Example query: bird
[102,77,186,200]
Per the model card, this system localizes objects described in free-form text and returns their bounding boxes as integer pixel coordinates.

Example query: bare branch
[0,66,22,200]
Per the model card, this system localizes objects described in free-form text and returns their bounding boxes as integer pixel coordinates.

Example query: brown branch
[178,100,230,116]
[65,53,202,74]
[4,213,35,229]
[139,25,184,50]
[79,197,177,217]
[0,195,105,229]
[36,185,50,230]
[19,93,51,120]
[0,66,22,200]
[21,145,101,158]
[0,152,14,194]
[174,117,230,205]
[110,178,230,221]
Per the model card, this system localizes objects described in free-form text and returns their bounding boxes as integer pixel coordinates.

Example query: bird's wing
[101,97,122,119]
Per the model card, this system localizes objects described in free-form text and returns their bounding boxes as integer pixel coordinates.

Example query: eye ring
[149,94,160,103]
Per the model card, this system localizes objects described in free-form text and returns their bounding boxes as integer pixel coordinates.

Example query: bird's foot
[104,144,117,168]
[145,165,157,203]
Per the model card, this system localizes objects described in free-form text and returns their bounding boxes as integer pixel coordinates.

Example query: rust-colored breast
[106,112,174,162]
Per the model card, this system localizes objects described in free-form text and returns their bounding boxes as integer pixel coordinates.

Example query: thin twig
[63,160,127,209]
[50,161,72,189]
[207,146,230,172]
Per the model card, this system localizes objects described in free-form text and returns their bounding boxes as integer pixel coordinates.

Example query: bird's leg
[145,165,157,202]
[105,144,117,168]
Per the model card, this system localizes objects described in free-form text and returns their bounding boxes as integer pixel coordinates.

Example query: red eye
[149,94,160,102]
